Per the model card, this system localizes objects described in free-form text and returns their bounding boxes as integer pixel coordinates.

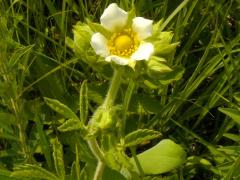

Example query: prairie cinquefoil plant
[72,3,185,180]
[1,0,240,180]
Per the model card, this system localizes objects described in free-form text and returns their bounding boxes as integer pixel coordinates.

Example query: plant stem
[130,147,144,177]
[87,139,105,180]
[88,139,105,162]
[88,68,123,180]
[94,161,105,180]
[120,79,135,137]
[103,68,122,109]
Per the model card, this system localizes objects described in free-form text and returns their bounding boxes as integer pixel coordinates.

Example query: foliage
[0,0,240,179]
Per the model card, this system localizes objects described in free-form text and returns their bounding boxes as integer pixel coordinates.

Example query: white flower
[90,3,154,66]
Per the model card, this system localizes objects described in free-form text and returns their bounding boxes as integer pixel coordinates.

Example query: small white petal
[106,55,129,65]
[131,43,154,61]
[132,17,153,40]
[90,33,109,57]
[100,3,128,31]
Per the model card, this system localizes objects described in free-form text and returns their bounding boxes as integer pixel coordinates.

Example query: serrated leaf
[124,129,161,147]
[8,44,34,69]
[11,164,59,180]
[80,80,88,124]
[130,139,186,174]
[219,108,240,125]
[58,118,83,132]
[44,97,79,120]
[52,138,65,179]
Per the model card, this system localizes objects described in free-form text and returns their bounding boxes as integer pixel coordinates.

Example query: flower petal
[90,33,109,57]
[100,3,128,31]
[106,55,129,65]
[132,17,153,40]
[131,43,154,61]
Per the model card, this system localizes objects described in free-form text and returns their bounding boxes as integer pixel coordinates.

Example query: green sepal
[147,56,173,77]
[125,6,136,28]
[154,42,179,56]
[87,19,112,39]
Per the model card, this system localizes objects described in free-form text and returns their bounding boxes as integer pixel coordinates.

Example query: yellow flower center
[114,35,132,51]
[108,29,139,57]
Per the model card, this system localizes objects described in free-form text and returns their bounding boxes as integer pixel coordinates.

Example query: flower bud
[88,107,114,135]
[97,110,113,130]
[73,23,92,56]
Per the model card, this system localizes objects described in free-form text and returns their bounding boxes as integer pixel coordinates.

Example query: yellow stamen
[114,35,132,51]
[108,29,139,57]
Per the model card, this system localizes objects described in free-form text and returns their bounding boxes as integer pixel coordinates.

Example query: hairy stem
[103,68,122,109]
[87,139,105,180]
[88,68,123,180]
[120,78,135,137]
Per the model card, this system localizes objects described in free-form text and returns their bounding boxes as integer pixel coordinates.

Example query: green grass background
[0,0,240,179]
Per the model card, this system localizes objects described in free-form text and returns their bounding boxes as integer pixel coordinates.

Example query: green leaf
[73,22,92,55]
[80,80,88,124]
[52,138,65,179]
[158,66,185,85]
[0,112,16,125]
[233,92,240,103]
[219,108,240,125]
[148,56,173,75]
[155,43,179,55]
[130,139,186,174]
[44,97,79,120]
[87,20,112,38]
[0,168,18,180]
[0,132,19,141]
[124,129,161,147]
[35,115,53,170]
[126,6,136,27]
[8,45,34,69]
[32,56,68,104]
[223,133,240,142]
[223,157,240,180]
[58,118,83,132]
[103,166,125,180]
[139,95,163,114]
[11,164,59,180]
[65,37,74,49]
[88,83,108,105]
[70,162,77,180]
[70,145,81,180]
[0,120,13,134]
[75,145,81,180]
